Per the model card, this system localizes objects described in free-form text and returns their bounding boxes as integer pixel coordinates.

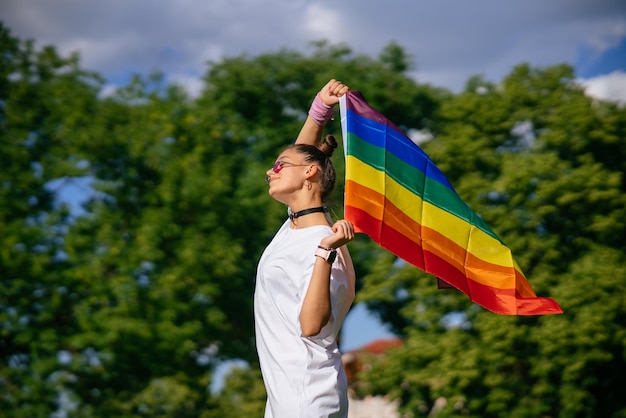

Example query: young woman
[254,80,356,418]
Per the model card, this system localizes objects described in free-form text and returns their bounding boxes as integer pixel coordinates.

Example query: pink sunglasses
[272,161,308,173]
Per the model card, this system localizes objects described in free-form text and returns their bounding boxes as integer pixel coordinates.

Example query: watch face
[327,250,337,264]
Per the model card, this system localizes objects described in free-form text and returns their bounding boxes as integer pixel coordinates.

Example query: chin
[267,187,280,200]
[268,189,288,205]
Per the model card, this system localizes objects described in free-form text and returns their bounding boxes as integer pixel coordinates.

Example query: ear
[305,164,318,179]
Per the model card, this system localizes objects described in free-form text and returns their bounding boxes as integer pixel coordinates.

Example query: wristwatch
[315,245,337,264]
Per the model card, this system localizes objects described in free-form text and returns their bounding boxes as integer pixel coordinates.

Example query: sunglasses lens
[272,161,282,173]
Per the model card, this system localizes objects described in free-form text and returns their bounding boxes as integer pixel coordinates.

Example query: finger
[330,82,347,96]
[338,221,354,240]
[334,221,352,239]
[322,79,336,93]
[345,225,354,240]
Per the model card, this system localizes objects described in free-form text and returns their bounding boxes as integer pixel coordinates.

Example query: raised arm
[295,79,349,146]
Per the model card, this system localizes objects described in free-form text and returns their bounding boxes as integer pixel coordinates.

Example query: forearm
[299,220,355,337]
[299,258,332,337]
[294,116,325,146]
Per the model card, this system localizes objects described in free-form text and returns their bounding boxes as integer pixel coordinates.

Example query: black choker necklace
[289,206,327,222]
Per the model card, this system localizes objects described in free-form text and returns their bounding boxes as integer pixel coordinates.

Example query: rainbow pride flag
[339,91,562,315]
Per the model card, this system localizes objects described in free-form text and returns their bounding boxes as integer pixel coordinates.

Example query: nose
[265,168,274,184]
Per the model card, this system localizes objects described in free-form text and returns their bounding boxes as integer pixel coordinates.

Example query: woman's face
[266,148,311,203]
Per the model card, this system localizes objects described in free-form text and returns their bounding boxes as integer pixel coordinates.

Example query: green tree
[57,72,263,415]
[356,64,626,417]
[0,22,103,417]
[204,365,266,418]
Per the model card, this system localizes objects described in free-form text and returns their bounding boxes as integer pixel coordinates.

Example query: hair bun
[318,134,338,157]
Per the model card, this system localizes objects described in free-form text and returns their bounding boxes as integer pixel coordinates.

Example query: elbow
[300,324,322,338]
[300,314,331,337]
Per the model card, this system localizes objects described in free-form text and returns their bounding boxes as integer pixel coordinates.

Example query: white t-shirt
[254,219,355,418]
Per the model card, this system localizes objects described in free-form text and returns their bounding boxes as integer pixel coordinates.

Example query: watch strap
[315,245,337,263]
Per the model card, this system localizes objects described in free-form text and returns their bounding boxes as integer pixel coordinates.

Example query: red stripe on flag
[347,203,562,314]
[346,180,528,291]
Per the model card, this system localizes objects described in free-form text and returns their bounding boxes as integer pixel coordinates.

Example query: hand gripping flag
[339,91,562,315]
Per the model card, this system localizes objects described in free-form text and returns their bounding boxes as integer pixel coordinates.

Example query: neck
[290,206,326,221]
[289,206,329,228]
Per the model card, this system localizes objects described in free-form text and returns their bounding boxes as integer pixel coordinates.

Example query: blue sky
[577,37,626,77]
[3,0,626,353]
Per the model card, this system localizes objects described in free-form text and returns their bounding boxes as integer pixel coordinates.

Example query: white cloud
[581,70,626,103]
[169,74,205,98]
[583,15,626,51]
[303,3,344,41]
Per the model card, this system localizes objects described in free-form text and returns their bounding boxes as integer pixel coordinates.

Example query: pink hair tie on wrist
[308,94,335,126]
